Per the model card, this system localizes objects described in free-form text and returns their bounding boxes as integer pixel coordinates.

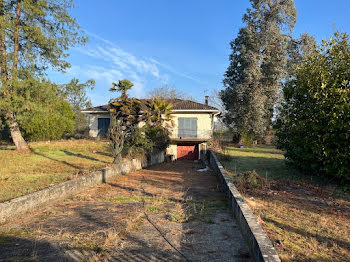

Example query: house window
[178,118,197,138]
[98,118,110,137]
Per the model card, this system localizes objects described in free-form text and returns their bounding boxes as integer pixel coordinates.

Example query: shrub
[236,170,267,192]
[123,127,154,158]
[144,126,170,152]
[122,125,170,158]
[19,101,75,141]
[275,32,350,183]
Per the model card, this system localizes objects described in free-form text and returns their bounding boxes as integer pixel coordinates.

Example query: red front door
[177,145,198,160]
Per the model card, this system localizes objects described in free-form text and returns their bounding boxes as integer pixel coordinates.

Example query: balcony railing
[169,129,213,139]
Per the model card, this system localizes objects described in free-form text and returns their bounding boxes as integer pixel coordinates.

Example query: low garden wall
[208,150,281,262]
[0,151,165,223]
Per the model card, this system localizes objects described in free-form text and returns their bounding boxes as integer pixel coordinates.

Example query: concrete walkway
[0,161,251,262]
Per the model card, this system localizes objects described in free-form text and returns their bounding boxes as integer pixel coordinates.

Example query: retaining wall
[0,151,165,223]
[208,150,281,262]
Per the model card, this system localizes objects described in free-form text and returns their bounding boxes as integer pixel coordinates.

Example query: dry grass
[0,139,113,202]
[0,161,250,261]
[217,143,350,262]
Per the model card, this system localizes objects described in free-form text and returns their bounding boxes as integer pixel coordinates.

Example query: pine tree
[221,0,297,139]
[0,0,86,150]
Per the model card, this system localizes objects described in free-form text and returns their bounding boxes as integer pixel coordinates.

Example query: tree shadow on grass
[0,146,15,151]
[95,150,113,157]
[31,149,109,170]
[253,183,350,220]
[62,150,109,164]
[263,216,350,252]
[31,149,81,170]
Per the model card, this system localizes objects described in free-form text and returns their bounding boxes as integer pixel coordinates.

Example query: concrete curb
[0,151,165,223]
[208,150,281,262]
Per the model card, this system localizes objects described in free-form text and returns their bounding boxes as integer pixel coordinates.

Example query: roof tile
[82,98,219,112]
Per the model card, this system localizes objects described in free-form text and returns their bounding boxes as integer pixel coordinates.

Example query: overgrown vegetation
[20,100,75,141]
[216,143,350,262]
[143,97,173,153]
[275,32,350,184]
[108,80,172,163]
[0,0,87,150]
[108,79,141,164]
[14,79,76,141]
[0,78,94,142]
[122,127,153,158]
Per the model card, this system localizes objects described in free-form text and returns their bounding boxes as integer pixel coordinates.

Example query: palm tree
[110,79,133,98]
[145,97,174,128]
[108,79,140,164]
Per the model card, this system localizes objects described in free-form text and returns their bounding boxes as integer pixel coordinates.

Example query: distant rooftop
[82,98,219,113]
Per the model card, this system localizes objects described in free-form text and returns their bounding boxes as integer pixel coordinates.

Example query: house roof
[82,99,219,113]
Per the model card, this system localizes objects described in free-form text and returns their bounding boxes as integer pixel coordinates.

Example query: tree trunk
[109,117,124,164]
[6,0,28,150]
[6,112,29,150]
[0,0,28,150]
[13,0,21,78]
[0,0,7,83]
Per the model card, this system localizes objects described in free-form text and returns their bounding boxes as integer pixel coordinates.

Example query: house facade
[82,98,219,161]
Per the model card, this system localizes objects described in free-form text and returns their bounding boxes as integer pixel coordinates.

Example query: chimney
[205,96,209,105]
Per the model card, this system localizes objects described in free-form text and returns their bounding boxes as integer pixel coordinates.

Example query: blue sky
[49,0,350,106]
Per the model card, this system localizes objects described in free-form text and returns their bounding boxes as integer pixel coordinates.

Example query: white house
[82,98,219,160]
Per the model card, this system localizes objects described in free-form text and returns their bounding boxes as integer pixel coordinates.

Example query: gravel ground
[0,161,251,262]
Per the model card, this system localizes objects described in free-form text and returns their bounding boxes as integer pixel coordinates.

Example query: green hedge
[19,101,75,141]
[275,32,350,183]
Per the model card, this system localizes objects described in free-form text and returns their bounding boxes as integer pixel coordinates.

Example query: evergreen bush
[275,32,350,183]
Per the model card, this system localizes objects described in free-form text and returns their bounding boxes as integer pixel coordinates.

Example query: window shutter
[178,118,185,137]
[178,118,197,138]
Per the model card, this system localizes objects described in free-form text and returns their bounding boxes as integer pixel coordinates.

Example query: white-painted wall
[87,113,111,137]
[86,112,213,160]
[167,112,214,139]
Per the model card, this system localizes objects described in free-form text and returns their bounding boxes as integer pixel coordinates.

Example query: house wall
[87,112,214,139]
[168,112,214,139]
[86,112,213,161]
[87,113,111,137]
[166,142,207,160]
[166,144,178,159]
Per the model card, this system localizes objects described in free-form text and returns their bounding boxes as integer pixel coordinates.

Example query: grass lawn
[217,144,350,262]
[0,139,113,203]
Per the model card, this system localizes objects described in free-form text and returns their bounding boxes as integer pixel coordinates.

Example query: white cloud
[68,31,201,103]
[67,65,123,86]
[154,60,202,83]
